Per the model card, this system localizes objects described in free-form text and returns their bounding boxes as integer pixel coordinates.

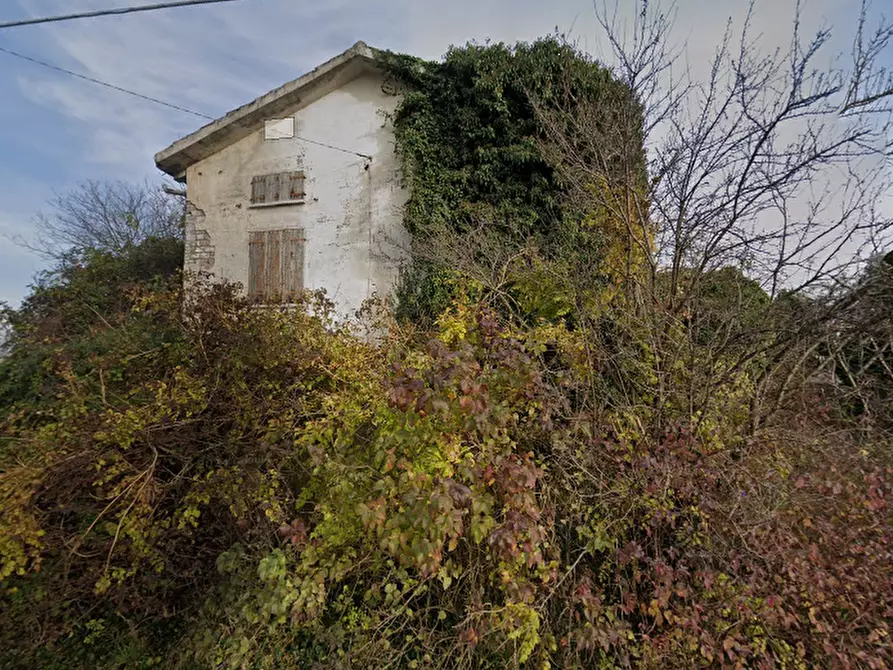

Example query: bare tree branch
[11,179,184,260]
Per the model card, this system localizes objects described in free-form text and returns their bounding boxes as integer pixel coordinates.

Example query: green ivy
[377,38,643,324]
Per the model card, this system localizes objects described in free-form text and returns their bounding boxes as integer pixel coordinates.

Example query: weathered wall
[184,70,409,319]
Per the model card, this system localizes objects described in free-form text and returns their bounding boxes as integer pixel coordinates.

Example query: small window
[250,171,306,206]
[264,118,295,140]
[248,229,305,303]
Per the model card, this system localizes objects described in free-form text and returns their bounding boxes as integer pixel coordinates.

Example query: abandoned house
[154,41,409,318]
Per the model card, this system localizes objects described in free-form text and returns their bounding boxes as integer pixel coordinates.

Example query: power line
[0,45,374,160]
[0,0,245,29]
[0,45,214,119]
[294,136,372,161]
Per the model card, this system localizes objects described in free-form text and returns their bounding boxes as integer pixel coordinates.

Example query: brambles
[1,17,892,668]
[1,263,890,668]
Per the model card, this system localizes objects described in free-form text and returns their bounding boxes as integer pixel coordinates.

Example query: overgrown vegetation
[1,19,892,670]
[381,40,647,325]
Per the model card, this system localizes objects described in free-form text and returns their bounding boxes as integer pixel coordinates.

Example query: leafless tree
[15,179,184,260]
[552,0,892,292]
[532,0,893,430]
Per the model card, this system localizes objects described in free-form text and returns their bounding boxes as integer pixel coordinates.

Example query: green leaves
[257,550,287,583]
[1,95,890,670]
[382,39,639,325]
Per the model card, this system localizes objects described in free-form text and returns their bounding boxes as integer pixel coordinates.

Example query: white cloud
[13,0,857,180]
[0,0,885,306]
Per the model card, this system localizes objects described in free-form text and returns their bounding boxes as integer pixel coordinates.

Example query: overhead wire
[294,136,372,161]
[0,45,214,119]
[0,46,374,160]
[0,0,246,30]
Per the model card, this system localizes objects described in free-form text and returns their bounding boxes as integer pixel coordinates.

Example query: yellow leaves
[807,606,824,632]
[581,178,653,303]
[646,598,673,626]
[82,618,107,646]
[438,562,461,590]
[866,625,888,644]
[700,643,715,663]
[432,278,488,346]
[94,565,134,596]
[0,466,44,581]
[500,602,542,664]
[436,301,472,346]
[92,368,208,452]
[177,504,202,531]
[94,573,111,596]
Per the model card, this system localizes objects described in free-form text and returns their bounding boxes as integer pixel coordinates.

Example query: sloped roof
[155,41,378,179]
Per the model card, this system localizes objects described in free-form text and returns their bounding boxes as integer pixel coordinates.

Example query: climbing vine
[378,38,646,324]
[2,39,890,670]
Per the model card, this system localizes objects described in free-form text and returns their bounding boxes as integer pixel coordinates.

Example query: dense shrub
[1,40,890,670]
[0,254,890,667]
[379,38,646,325]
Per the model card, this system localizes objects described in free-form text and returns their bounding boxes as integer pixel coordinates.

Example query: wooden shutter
[248,229,305,302]
[248,231,266,299]
[270,173,283,203]
[251,175,267,204]
[288,172,306,200]
[250,172,306,205]
[280,229,305,300]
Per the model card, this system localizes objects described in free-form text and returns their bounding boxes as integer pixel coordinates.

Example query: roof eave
[155,41,378,179]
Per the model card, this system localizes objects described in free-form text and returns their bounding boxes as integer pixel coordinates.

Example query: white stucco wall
[183,70,409,319]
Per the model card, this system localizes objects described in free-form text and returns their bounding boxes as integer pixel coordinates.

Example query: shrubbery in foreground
[0,241,889,668]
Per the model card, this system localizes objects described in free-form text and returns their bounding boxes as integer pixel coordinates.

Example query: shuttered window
[250,171,306,206]
[248,229,305,302]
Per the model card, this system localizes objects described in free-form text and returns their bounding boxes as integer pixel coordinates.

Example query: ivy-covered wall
[377,38,646,323]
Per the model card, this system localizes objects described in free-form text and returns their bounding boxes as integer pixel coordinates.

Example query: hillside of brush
[1,38,890,669]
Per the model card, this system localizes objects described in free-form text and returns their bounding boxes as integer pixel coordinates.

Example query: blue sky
[0,0,887,305]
